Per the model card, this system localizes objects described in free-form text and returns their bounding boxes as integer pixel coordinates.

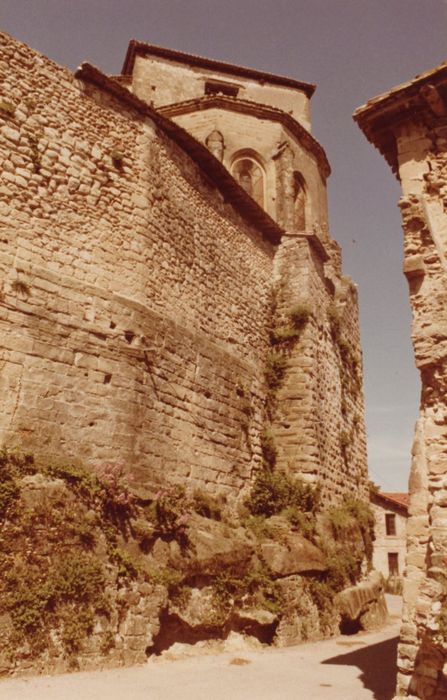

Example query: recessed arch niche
[293,171,307,230]
[231,152,266,209]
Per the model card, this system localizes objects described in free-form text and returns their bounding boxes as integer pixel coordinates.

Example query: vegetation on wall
[327,303,363,467]
[270,303,313,345]
[0,445,376,672]
[245,469,320,518]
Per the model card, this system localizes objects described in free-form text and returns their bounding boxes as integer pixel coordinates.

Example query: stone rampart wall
[0,33,274,496]
[272,234,367,504]
[0,32,367,507]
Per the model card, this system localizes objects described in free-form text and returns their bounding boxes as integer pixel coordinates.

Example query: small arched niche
[205,130,224,162]
[231,154,265,209]
[293,171,307,230]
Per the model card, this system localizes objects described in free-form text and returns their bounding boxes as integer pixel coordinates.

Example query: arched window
[231,156,265,208]
[293,171,306,230]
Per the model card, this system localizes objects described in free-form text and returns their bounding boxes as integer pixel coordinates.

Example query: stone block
[404,254,425,279]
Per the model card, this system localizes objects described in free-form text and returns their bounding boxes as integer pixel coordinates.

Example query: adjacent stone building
[0,33,367,505]
[355,62,447,699]
[371,491,408,587]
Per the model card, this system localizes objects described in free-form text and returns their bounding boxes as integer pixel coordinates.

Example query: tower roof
[121,40,316,98]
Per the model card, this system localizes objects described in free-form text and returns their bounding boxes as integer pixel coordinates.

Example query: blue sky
[2,0,447,491]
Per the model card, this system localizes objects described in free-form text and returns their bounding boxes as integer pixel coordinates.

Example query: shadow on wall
[323,636,398,700]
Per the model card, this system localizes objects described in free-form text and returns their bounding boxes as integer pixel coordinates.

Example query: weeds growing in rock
[265,352,287,391]
[261,428,277,469]
[192,489,223,521]
[0,99,15,116]
[289,304,312,330]
[11,279,31,297]
[150,484,190,539]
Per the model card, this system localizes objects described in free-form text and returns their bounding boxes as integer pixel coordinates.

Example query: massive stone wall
[0,31,367,506]
[354,67,447,699]
[0,32,275,497]
[0,31,374,677]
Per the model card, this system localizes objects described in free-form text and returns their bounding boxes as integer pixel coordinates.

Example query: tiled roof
[372,491,409,513]
[381,492,409,507]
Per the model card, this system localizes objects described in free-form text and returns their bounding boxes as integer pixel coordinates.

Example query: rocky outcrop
[260,533,327,576]
[184,513,255,576]
[336,571,388,633]
[0,452,387,676]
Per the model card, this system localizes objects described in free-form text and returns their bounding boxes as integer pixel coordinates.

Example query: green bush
[281,507,316,541]
[246,470,319,517]
[151,484,189,537]
[0,477,19,518]
[45,459,100,498]
[0,450,36,518]
[110,547,139,579]
[242,514,276,541]
[327,497,375,565]
[213,564,283,615]
[3,552,108,650]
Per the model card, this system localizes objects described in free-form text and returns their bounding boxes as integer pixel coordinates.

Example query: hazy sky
[2,0,446,491]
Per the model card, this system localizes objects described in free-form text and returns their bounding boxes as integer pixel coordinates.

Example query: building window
[205,80,239,98]
[385,513,396,536]
[231,156,265,208]
[388,552,399,576]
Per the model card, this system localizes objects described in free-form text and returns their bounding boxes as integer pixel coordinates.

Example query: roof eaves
[121,40,316,98]
[354,60,447,124]
[75,62,283,246]
[159,94,331,179]
[353,60,447,176]
[372,491,409,513]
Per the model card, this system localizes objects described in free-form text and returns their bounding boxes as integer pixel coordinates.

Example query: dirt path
[0,596,402,700]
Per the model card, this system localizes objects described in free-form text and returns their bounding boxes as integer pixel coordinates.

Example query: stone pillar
[271,232,368,504]
[354,70,447,699]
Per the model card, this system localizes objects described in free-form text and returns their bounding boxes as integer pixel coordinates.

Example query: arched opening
[293,171,307,230]
[231,155,265,209]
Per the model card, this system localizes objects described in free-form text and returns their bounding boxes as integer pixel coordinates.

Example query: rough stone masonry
[355,63,447,699]
[0,32,367,505]
[0,33,378,676]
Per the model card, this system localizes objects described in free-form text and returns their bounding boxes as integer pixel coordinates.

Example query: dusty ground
[0,596,402,700]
